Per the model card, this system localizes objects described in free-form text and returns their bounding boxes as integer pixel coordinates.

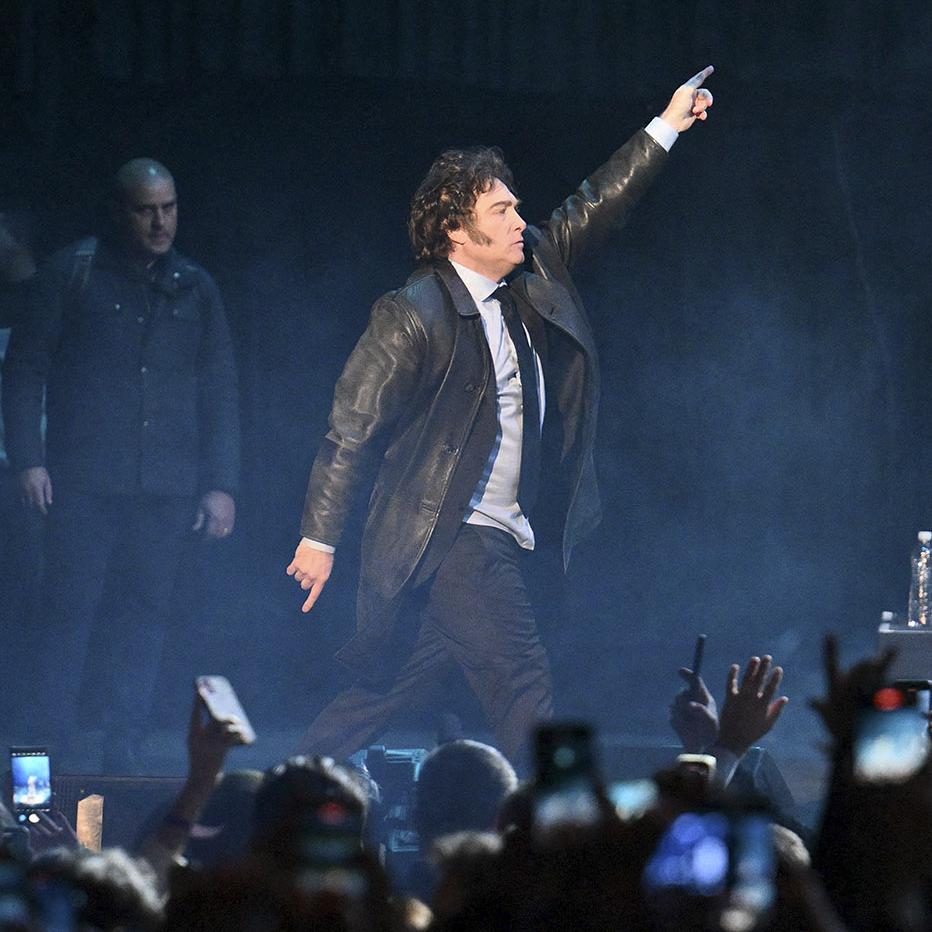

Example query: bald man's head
[113,159,174,198]
[110,158,178,265]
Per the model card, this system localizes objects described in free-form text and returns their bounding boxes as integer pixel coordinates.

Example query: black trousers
[298,523,553,765]
[32,486,192,742]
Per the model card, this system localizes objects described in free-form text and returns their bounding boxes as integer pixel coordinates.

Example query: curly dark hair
[409,146,516,261]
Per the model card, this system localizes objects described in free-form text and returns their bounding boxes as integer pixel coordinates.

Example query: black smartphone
[299,799,368,898]
[195,675,257,744]
[691,634,707,678]
[533,722,601,830]
[9,747,52,823]
[642,806,775,930]
[853,681,931,784]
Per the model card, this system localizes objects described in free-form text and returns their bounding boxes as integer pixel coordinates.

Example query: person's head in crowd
[495,781,536,843]
[109,158,178,266]
[29,847,162,931]
[414,740,517,848]
[251,755,369,871]
[428,831,504,931]
[183,768,264,869]
[164,862,311,931]
[165,854,400,932]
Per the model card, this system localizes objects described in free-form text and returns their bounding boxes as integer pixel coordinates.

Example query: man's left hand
[660,65,715,133]
[715,655,788,756]
[193,490,236,539]
[671,666,719,752]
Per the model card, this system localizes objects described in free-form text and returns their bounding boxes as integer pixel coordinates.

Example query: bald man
[2,159,239,772]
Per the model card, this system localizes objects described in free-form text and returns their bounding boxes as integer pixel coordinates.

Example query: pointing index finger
[684,65,714,89]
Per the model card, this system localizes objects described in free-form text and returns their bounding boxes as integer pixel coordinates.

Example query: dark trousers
[33,486,192,742]
[298,523,553,765]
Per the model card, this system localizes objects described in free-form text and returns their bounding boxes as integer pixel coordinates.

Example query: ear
[446,225,467,249]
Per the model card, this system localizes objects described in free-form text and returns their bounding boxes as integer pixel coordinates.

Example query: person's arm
[707,655,788,788]
[26,810,80,857]
[286,292,426,612]
[194,272,240,537]
[138,693,245,889]
[809,635,930,929]
[537,66,714,273]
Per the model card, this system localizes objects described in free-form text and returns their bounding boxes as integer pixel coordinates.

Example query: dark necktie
[493,284,541,515]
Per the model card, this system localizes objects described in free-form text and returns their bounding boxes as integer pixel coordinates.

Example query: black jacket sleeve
[195,270,240,496]
[539,127,668,273]
[300,292,425,546]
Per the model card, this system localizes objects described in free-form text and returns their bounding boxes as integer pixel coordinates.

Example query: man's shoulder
[379,266,449,322]
[165,250,218,288]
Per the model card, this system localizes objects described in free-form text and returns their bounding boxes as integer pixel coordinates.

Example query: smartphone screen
[853,684,930,784]
[642,809,775,929]
[607,779,658,821]
[533,723,601,830]
[10,747,52,821]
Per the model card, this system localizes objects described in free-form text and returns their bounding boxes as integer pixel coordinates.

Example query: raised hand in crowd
[671,654,788,757]
[670,666,719,752]
[139,688,248,888]
[715,654,789,757]
[811,634,932,930]
[25,809,79,857]
[808,633,895,749]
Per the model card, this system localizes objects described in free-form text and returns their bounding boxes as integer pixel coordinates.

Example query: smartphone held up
[853,679,931,785]
[532,722,604,832]
[9,747,52,824]
[195,675,257,745]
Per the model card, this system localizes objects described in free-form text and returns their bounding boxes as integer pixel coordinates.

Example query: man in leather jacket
[288,68,715,764]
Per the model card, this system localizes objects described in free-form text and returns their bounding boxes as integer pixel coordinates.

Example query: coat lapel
[431,260,482,318]
[514,271,598,360]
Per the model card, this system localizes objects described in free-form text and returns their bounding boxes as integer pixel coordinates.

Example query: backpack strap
[67,237,98,304]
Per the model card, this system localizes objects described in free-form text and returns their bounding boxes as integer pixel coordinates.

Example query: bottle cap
[920,531,932,543]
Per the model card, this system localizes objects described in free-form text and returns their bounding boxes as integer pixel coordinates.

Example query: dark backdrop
[1,0,931,751]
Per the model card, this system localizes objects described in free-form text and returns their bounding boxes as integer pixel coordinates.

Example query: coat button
[113,303,121,311]
[140,366,147,374]
[137,316,144,324]
[142,419,149,428]
[465,383,475,393]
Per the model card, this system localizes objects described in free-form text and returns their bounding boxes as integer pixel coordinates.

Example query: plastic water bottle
[907,531,932,627]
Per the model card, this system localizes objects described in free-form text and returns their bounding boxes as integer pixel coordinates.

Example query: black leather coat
[301,128,667,680]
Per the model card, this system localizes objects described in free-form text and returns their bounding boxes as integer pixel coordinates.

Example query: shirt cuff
[301,537,335,555]
[707,744,743,789]
[645,116,679,152]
